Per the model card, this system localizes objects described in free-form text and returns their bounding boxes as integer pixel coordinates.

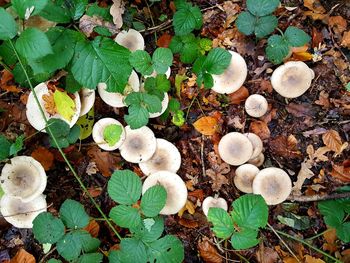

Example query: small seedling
[172,0,202,36]
[0,134,24,161]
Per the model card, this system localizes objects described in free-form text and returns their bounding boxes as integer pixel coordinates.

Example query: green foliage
[103,124,123,146]
[11,0,48,19]
[246,0,280,16]
[60,199,89,229]
[346,82,350,92]
[9,135,24,156]
[0,134,24,161]
[173,0,202,36]
[32,212,65,244]
[39,0,72,23]
[207,194,268,250]
[86,3,112,21]
[45,119,80,148]
[0,8,17,40]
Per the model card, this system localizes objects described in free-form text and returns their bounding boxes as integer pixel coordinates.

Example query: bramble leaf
[0,8,18,40]
[246,0,280,17]
[255,15,278,38]
[109,205,141,229]
[129,50,153,76]
[59,199,89,229]
[173,2,202,35]
[231,228,260,250]
[284,26,311,47]
[235,11,255,36]
[207,207,234,239]
[265,35,289,64]
[11,0,48,19]
[32,212,65,244]
[141,185,167,217]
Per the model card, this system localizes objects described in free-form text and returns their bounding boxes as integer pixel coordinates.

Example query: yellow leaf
[76,107,94,140]
[193,116,218,135]
[53,90,76,121]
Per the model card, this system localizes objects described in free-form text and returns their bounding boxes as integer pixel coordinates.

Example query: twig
[39,247,56,263]
[288,192,350,202]
[201,134,206,177]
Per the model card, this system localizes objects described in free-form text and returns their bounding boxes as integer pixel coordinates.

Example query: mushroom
[92,118,126,151]
[79,88,95,116]
[248,153,265,167]
[119,125,156,163]
[0,156,47,202]
[26,82,81,131]
[218,132,253,166]
[139,138,181,176]
[149,93,169,118]
[202,196,228,216]
[244,133,263,160]
[271,61,315,98]
[233,164,260,193]
[0,194,47,228]
[145,67,171,79]
[98,70,140,108]
[252,167,292,205]
[142,171,187,215]
[114,29,145,52]
[211,51,247,94]
[244,94,268,118]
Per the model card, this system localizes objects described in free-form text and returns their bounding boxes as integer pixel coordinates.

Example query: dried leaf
[31,147,54,171]
[87,187,102,198]
[79,15,118,37]
[322,228,337,253]
[193,116,218,136]
[86,161,99,175]
[249,121,270,140]
[291,51,313,61]
[304,0,326,13]
[292,161,314,195]
[157,33,172,48]
[110,0,124,29]
[206,164,230,192]
[10,249,35,263]
[84,220,100,238]
[341,31,350,48]
[304,255,325,263]
[314,91,330,109]
[178,200,196,217]
[269,135,301,159]
[322,130,344,154]
[0,70,21,93]
[256,246,279,263]
[328,16,347,34]
[286,103,315,117]
[87,146,121,177]
[178,218,199,228]
[198,238,222,263]
[228,86,249,104]
[42,90,57,116]
[331,162,350,182]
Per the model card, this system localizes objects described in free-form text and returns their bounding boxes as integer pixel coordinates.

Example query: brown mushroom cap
[248,153,265,167]
[218,132,253,166]
[271,61,315,98]
[244,133,263,160]
[244,94,268,118]
[252,167,292,205]
[233,164,260,193]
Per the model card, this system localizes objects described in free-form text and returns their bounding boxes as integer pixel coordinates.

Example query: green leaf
[9,135,24,156]
[129,50,153,76]
[71,37,132,92]
[107,170,142,205]
[65,0,88,20]
[109,205,141,229]
[172,110,185,127]
[12,62,52,88]
[94,26,112,37]
[231,228,260,250]
[255,15,278,38]
[86,3,112,21]
[81,234,100,252]
[169,36,184,54]
[0,41,17,65]
[40,0,71,23]
[64,73,82,93]
[284,26,311,47]
[131,216,164,243]
[198,38,212,54]
[77,253,103,263]
[277,213,311,230]
[48,259,62,263]
[32,212,65,244]
[124,105,150,129]
[46,118,72,148]
[59,199,89,229]
[141,185,167,217]
[346,83,350,92]
[230,194,268,229]
[144,75,170,95]
[152,48,173,74]
[203,73,214,89]
[0,135,11,161]
[173,3,202,35]
[148,235,184,263]
[337,222,350,243]
[11,0,48,19]
[118,238,148,263]
[56,231,91,261]
[318,200,345,229]
[207,207,234,239]
[76,108,94,140]
[67,125,80,144]
[15,28,53,60]
[180,42,198,63]
[53,90,77,122]
[235,11,255,36]
[246,0,280,16]
[103,124,123,146]
[265,35,290,64]
[203,48,232,75]
[168,98,181,112]
[0,8,18,40]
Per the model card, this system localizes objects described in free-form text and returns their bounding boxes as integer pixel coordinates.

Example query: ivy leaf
[246,0,280,17]
[59,199,90,229]
[103,124,123,146]
[140,185,167,217]
[11,0,48,19]
[109,205,141,229]
[173,2,202,35]
[53,90,76,122]
[148,235,184,263]
[129,50,153,76]
[124,105,150,129]
[0,8,18,40]
[203,48,232,75]
[284,26,311,47]
[207,207,234,239]
[32,212,65,244]
[255,15,278,38]
[235,11,255,36]
[107,169,142,205]
[265,35,290,64]
[0,135,11,160]
[152,48,173,74]
[230,228,260,250]
[9,135,24,156]
[77,253,103,263]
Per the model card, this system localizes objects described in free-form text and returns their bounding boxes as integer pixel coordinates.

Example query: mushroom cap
[114,29,145,52]
[0,194,47,228]
[139,138,181,176]
[0,156,47,202]
[233,164,260,193]
[244,94,268,118]
[244,133,263,160]
[252,167,292,205]
[26,83,81,131]
[248,153,265,167]
[98,70,140,108]
[79,88,95,116]
[202,196,228,216]
[142,171,187,215]
[218,132,254,166]
[120,126,157,163]
[271,61,315,98]
[145,67,171,79]
[211,51,247,94]
[92,118,126,151]
[149,93,169,118]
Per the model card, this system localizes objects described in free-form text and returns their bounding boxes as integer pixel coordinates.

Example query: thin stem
[0,60,12,72]
[9,40,122,241]
[276,28,284,36]
[306,229,331,241]
[288,192,350,202]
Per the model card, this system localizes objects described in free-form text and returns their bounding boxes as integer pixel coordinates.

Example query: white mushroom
[252,167,292,205]
[218,132,253,166]
[26,83,81,131]
[114,29,145,52]
[244,133,263,160]
[0,194,47,228]
[0,156,47,202]
[244,94,268,118]
[142,171,187,215]
[79,88,95,116]
[145,67,171,79]
[98,70,140,108]
[211,51,247,94]
[92,118,126,151]
[271,61,315,98]
[233,164,260,193]
[202,196,228,216]
[149,93,169,118]
[139,138,181,176]
[248,153,265,167]
[120,126,156,163]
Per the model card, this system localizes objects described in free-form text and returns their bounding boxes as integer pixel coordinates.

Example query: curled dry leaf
[269,135,301,159]
[178,218,199,228]
[0,70,21,93]
[84,220,100,238]
[157,33,172,48]
[228,86,249,104]
[292,161,314,195]
[86,161,99,175]
[79,15,118,37]
[87,145,121,177]
[304,255,325,263]
[10,249,35,263]
[331,161,350,182]
[306,145,330,163]
[322,130,347,155]
[249,121,270,140]
[303,0,326,14]
[193,116,219,136]
[206,163,230,192]
[178,200,196,217]
[42,90,57,116]
[110,0,125,29]
[31,146,54,171]
[198,237,223,263]
[341,31,350,48]
[322,228,337,253]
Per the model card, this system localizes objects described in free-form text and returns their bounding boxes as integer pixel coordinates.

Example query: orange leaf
[10,249,35,263]
[228,86,249,104]
[331,162,350,182]
[304,0,326,13]
[157,33,172,48]
[31,147,54,171]
[193,116,218,136]
[341,31,350,48]
[249,121,270,140]
[322,130,343,153]
[87,146,121,177]
[84,220,100,237]
[42,90,57,116]
[291,51,313,61]
[198,238,222,263]
[178,218,199,228]
[0,70,21,93]
[304,255,325,263]
[323,228,338,253]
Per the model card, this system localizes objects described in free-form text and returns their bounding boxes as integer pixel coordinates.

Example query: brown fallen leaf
[306,145,330,163]
[193,116,219,136]
[0,70,21,93]
[87,146,121,177]
[84,220,100,238]
[198,237,222,263]
[269,135,301,159]
[79,15,118,37]
[341,31,350,48]
[292,161,314,195]
[178,200,196,217]
[328,16,347,34]
[10,249,35,263]
[42,90,57,116]
[304,255,325,263]
[206,163,230,192]
[110,0,124,29]
[31,147,54,171]
[256,245,279,263]
[157,33,172,48]
[304,0,326,14]
[87,187,102,198]
[323,228,337,253]
[322,130,347,154]
[286,103,315,117]
[314,90,330,109]
[249,120,270,140]
[178,218,199,228]
[228,86,249,104]
[331,162,350,182]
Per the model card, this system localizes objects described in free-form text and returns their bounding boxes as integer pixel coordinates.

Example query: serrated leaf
[9,135,24,156]
[40,0,71,23]
[173,3,202,35]
[0,41,17,65]
[77,253,103,263]
[235,11,255,36]
[53,90,76,122]
[66,0,88,20]
[11,0,48,19]
[152,48,173,74]
[86,3,112,21]
[59,199,89,229]
[124,105,149,129]
[148,235,184,263]
[337,222,350,243]
[318,200,344,229]
[67,125,80,144]
[143,218,155,232]
[168,98,181,112]
[0,8,18,40]
[246,0,280,16]
[284,26,311,47]
[131,216,164,243]
[207,207,234,239]
[265,35,290,64]
[48,259,62,263]
[255,15,278,38]
[230,228,259,250]
[103,124,123,146]
[32,212,65,244]
[203,48,232,75]
[107,170,142,205]
[118,238,148,263]
[0,135,11,160]
[141,185,167,217]
[169,35,184,54]
[109,205,141,229]
[203,73,214,89]
[180,42,198,63]
[129,50,153,76]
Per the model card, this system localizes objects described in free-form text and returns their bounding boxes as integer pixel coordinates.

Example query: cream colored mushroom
[139,138,181,176]
[145,67,171,79]
[218,132,253,166]
[149,93,169,118]
[211,51,247,94]
[92,118,126,151]
[79,88,95,116]
[244,94,268,118]
[119,126,156,163]
[248,153,265,167]
[233,164,260,193]
[252,167,292,205]
[0,194,47,228]
[0,156,47,202]
[114,29,145,52]
[142,171,187,215]
[98,70,140,108]
[244,133,263,160]
[271,61,315,98]
[202,196,228,216]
